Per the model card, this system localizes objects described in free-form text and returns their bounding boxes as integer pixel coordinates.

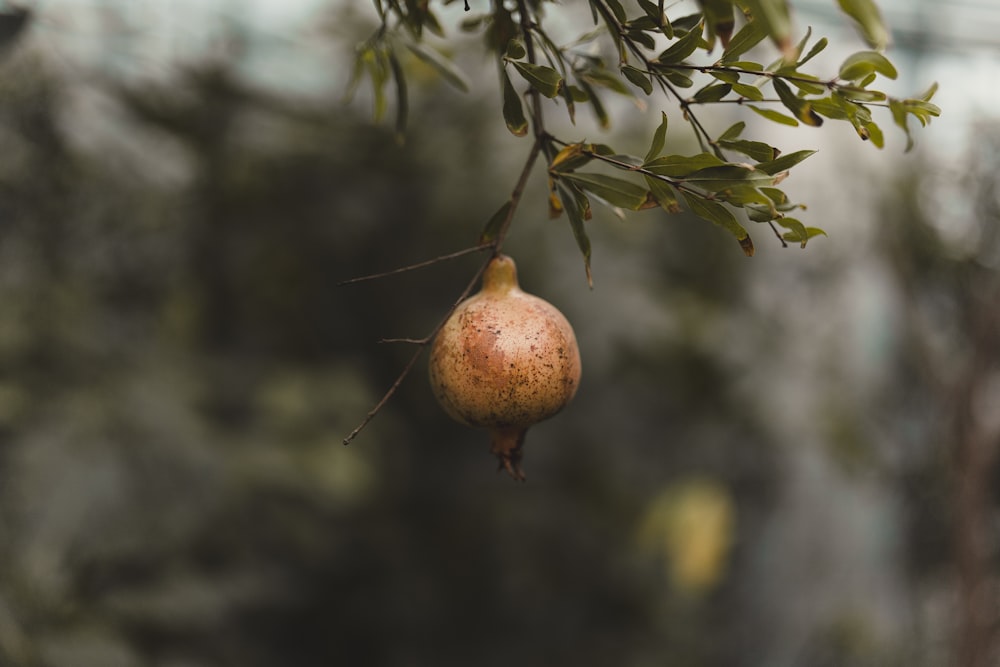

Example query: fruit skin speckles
[428,254,581,480]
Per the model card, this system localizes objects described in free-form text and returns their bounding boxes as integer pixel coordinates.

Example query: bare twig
[338,243,492,286]
[342,256,492,446]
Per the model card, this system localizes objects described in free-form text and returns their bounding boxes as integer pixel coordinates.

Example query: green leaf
[775,217,808,246]
[638,0,672,37]
[888,98,913,152]
[718,139,779,162]
[772,78,823,126]
[682,192,755,256]
[643,152,727,176]
[479,200,512,243]
[682,165,776,191]
[366,47,391,123]
[798,37,828,66]
[549,142,593,172]
[810,96,848,119]
[755,149,815,174]
[405,43,471,92]
[557,183,594,287]
[716,186,773,207]
[740,0,793,60]
[581,67,634,97]
[501,67,528,136]
[747,104,798,126]
[660,68,694,88]
[863,120,884,148]
[710,69,740,84]
[387,50,408,144]
[603,0,627,23]
[836,0,889,50]
[699,0,736,51]
[643,174,681,213]
[718,121,745,142]
[576,78,610,129]
[656,21,705,64]
[622,65,653,95]
[732,82,765,101]
[511,61,563,98]
[645,111,669,163]
[778,218,826,247]
[505,39,526,60]
[721,15,768,62]
[692,83,732,103]
[559,172,650,210]
[784,73,826,95]
[839,51,897,81]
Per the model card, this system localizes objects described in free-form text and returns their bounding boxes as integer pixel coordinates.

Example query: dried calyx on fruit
[429,254,581,480]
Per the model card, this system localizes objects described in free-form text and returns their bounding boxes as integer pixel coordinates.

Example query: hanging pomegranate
[428,254,581,480]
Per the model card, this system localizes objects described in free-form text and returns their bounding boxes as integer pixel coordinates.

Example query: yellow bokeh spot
[637,478,735,595]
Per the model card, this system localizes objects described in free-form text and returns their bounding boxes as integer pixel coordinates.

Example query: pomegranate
[428,254,581,480]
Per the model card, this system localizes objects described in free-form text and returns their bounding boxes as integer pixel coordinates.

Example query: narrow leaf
[622,65,654,95]
[656,21,705,65]
[732,82,765,101]
[406,42,471,92]
[643,174,681,213]
[559,172,650,210]
[756,149,816,174]
[699,0,736,50]
[740,0,794,61]
[645,111,669,163]
[772,78,823,126]
[387,50,408,144]
[747,104,798,126]
[511,61,563,98]
[557,183,594,287]
[644,152,727,176]
[839,50,897,81]
[718,139,779,162]
[501,67,528,136]
[836,0,889,50]
[682,192,754,256]
[721,15,768,62]
[799,37,828,66]
[718,121,745,142]
[479,200,512,243]
[693,83,732,103]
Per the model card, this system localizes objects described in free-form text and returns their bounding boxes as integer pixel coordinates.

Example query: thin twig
[379,337,428,344]
[338,243,492,286]
[342,256,492,446]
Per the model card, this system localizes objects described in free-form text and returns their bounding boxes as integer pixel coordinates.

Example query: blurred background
[0,0,997,665]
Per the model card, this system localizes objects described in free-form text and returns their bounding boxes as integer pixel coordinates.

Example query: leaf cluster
[350,0,939,272]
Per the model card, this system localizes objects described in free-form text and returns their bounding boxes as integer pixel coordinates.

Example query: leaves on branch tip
[655,20,705,65]
[836,0,890,50]
[511,61,563,98]
[682,192,754,257]
[644,112,669,163]
[500,67,528,136]
[479,200,513,243]
[557,182,594,288]
[839,51,897,82]
[621,65,654,95]
[777,218,827,247]
[558,172,651,211]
